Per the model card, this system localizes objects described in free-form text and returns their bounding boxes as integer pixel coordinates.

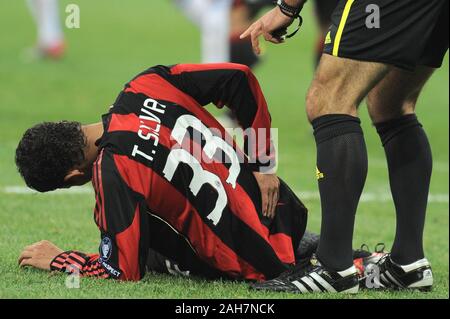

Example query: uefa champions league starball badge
[101,237,112,261]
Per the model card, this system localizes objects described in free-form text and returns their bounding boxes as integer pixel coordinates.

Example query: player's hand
[253,172,280,219]
[18,240,63,271]
[239,7,294,55]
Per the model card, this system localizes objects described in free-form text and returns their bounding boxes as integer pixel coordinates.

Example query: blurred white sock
[174,0,232,63]
[201,0,232,63]
[26,0,64,48]
[173,0,206,27]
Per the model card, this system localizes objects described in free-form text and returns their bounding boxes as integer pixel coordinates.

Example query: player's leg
[363,68,439,290]
[229,1,260,68]
[363,1,447,290]
[200,0,233,62]
[174,0,233,63]
[172,0,206,27]
[26,0,64,58]
[306,54,389,272]
[368,67,434,266]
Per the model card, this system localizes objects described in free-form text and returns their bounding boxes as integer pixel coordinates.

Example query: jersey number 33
[162,114,241,226]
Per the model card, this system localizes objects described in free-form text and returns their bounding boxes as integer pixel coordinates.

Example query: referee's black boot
[361,254,433,291]
[250,255,359,294]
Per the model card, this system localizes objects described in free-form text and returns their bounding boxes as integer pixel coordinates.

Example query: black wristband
[275,0,303,18]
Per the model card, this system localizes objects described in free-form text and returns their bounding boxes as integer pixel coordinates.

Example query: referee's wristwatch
[275,0,302,18]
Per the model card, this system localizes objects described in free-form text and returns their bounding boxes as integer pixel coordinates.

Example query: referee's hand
[240,7,293,55]
[253,172,280,219]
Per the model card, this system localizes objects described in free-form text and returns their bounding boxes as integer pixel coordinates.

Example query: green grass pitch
[0,0,448,299]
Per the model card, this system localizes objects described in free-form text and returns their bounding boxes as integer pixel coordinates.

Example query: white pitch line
[367,158,449,173]
[280,157,449,173]
[296,191,449,204]
[1,186,448,203]
[2,186,93,195]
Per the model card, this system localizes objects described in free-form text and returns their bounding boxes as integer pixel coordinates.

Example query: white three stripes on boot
[310,272,337,292]
[385,271,404,287]
[380,272,400,288]
[292,280,309,293]
[292,273,336,293]
[301,276,322,292]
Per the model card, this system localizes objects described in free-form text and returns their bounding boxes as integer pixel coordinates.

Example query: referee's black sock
[312,114,368,271]
[375,114,432,265]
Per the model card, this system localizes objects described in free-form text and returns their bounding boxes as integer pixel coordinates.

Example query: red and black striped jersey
[50,63,307,281]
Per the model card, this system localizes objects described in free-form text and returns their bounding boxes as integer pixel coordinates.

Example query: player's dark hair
[15,121,87,192]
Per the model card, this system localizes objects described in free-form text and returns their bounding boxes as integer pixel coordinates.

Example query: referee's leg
[367,66,435,265]
[305,54,389,271]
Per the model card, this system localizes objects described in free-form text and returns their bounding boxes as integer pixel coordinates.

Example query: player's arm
[155,63,275,171]
[19,151,149,281]
[153,63,280,217]
[240,0,307,54]
[18,240,114,277]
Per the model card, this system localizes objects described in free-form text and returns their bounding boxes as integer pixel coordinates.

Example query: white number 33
[162,115,240,226]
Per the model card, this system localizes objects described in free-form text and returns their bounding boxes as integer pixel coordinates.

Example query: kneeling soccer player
[16,63,379,285]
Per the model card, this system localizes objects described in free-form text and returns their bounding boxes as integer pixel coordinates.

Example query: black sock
[312,114,368,271]
[375,114,432,265]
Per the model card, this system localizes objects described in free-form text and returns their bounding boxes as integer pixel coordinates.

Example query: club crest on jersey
[101,236,112,261]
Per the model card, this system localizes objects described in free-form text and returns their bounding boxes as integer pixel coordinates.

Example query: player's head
[15,121,90,192]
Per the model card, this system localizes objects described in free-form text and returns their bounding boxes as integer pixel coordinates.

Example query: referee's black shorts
[323,0,449,71]
[314,0,340,27]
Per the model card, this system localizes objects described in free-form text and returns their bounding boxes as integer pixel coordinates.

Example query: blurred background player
[174,0,338,128]
[173,0,233,63]
[25,0,65,60]
[174,0,339,67]
[229,0,271,68]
